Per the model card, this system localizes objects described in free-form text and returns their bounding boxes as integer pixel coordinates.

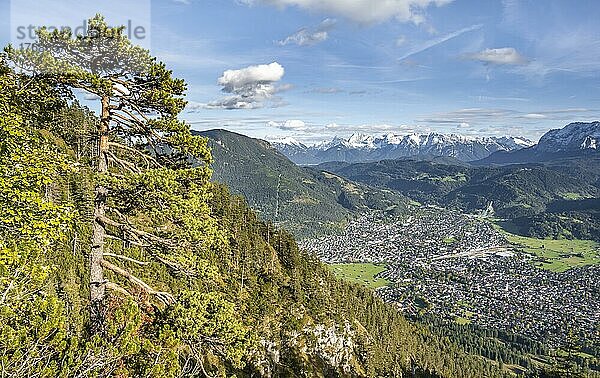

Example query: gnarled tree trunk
[90,95,110,333]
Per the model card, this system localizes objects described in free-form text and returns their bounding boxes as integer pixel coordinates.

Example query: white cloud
[522,113,546,119]
[218,62,284,90]
[268,120,308,130]
[278,18,336,46]
[240,0,453,24]
[206,62,288,109]
[468,47,526,65]
[310,87,344,94]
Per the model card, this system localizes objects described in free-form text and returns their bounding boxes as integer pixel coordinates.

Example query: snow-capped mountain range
[536,121,600,152]
[476,121,600,165]
[271,132,535,165]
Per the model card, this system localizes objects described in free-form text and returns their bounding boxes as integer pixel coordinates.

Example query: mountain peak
[272,131,532,165]
[537,121,600,152]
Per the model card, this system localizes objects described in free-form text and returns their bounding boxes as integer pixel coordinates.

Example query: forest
[0,15,587,377]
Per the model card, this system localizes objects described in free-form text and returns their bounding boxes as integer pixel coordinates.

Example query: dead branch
[106,151,141,174]
[97,215,177,249]
[108,141,162,169]
[105,282,133,298]
[103,252,150,266]
[102,210,196,277]
[100,259,174,305]
[104,233,150,248]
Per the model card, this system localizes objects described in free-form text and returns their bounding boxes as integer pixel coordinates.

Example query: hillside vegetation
[200,129,409,238]
[0,16,525,377]
[319,158,600,241]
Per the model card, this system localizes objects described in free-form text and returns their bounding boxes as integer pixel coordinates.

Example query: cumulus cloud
[278,18,336,46]
[268,120,308,130]
[240,0,453,24]
[206,62,288,109]
[468,47,527,65]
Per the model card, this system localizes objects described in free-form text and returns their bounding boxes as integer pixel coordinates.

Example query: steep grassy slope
[197,129,409,237]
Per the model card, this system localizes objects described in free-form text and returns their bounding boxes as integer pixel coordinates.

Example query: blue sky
[2,0,600,143]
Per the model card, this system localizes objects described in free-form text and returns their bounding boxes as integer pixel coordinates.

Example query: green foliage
[0,115,75,246]
[0,83,78,377]
[200,129,409,238]
[164,291,255,372]
[0,16,567,378]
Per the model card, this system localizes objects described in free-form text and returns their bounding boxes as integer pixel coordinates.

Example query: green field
[444,236,458,244]
[497,226,600,272]
[560,192,589,200]
[329,263,389,288]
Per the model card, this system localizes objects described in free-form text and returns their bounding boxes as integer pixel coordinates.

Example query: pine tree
[6,15,213,333]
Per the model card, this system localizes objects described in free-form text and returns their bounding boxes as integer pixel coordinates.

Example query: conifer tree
[6,15,213,333]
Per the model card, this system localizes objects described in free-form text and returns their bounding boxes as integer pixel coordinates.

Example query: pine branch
[103,252,150,266]
[108,141,162,169]
[97,215,177,249]
[100,259,174,305]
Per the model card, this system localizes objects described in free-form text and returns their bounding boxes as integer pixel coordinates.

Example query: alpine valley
[199,121,600,377]
[3,5,600,378]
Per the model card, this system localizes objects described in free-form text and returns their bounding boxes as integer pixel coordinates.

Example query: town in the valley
[300,207,600,349]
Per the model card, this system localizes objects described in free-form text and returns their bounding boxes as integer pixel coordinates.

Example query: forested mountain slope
[198,129,409,237]
[319,158,600,218]
[0,16,521,377]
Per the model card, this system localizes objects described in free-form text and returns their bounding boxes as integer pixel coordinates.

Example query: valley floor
[301,207,600,356]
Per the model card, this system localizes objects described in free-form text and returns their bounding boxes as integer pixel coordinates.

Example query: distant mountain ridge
[538,121,600,152]
[273,132,534,164]
[195,129,409,237]
[477,121,600,165]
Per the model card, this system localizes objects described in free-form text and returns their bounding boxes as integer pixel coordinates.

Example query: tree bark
[89,95,110,334]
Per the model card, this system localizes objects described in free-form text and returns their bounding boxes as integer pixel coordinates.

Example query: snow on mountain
[536,121,600,152]
[271,132,534,165]
[272,136,306,148]
[345,133,377,149]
